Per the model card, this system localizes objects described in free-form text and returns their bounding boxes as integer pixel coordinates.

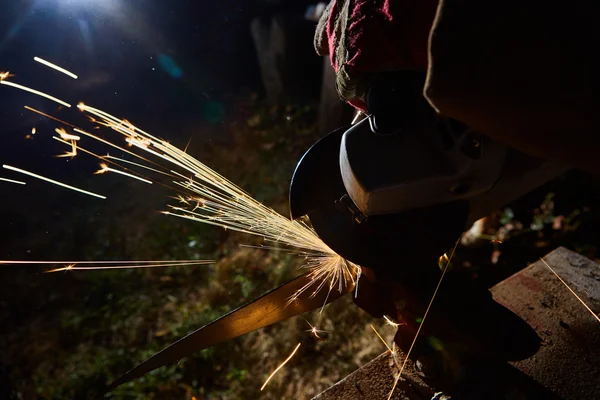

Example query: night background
[1,1,600,399]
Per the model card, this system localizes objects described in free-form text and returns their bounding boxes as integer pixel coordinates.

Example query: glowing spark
[305,320,327,338]
[55,128,81,141]
[260,343,301,391]
[383,315,404,328]
[43,260,212,273]
[94,163,153,184]
[0,71,14,81]
[34,57,78,79]
[54,139,77,158]
[540,258,600,323]
[2,164,106,199]
[0,177,26,185]
[1,259,207,265]
[31,127,36,135]
[0,80,71,107]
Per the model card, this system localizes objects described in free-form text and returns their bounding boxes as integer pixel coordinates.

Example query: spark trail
[261,342,302,390]
[34,57,78,79]
[2,165,106,199]
[0,177,26,185]
[540,258,600,323]
[0,79,71,107]
[72,103,361,299]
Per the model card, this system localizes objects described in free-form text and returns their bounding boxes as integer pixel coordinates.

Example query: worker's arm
[425,0,600,174]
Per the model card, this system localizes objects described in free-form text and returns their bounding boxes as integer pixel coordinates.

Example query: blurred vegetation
[2,97,600,399]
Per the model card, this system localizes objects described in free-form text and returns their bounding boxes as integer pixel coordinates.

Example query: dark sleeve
[425,0,600,173]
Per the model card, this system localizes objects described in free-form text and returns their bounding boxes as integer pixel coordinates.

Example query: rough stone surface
[493,247,600,400]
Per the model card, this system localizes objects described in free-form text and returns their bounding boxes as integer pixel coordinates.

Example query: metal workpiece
[315,247,600,399]
[493,247,600,400]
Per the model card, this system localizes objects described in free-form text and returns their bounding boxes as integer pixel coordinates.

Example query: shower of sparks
[34,57,78,79]
[31,127,36,135]
[305,320,328,339]
[0,80,71,107]
[0,177,26,185]
[73,127,161,168]
[70,102,360,300]
[260,342,301,391]
[94,163,153,184]
[540,258,600,323]
[2,164,106,199]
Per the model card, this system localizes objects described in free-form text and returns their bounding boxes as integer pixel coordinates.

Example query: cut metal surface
[106,272,353,392]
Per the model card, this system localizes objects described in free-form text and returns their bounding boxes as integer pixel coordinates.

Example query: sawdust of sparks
[95,163,153,184]
[0,79,71,107]
[66,102,361,300]
[2,164,106,199]
[0,177,26,185]
[540,258,600,323]
[34,57,78,79]
[260,342,301,391]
